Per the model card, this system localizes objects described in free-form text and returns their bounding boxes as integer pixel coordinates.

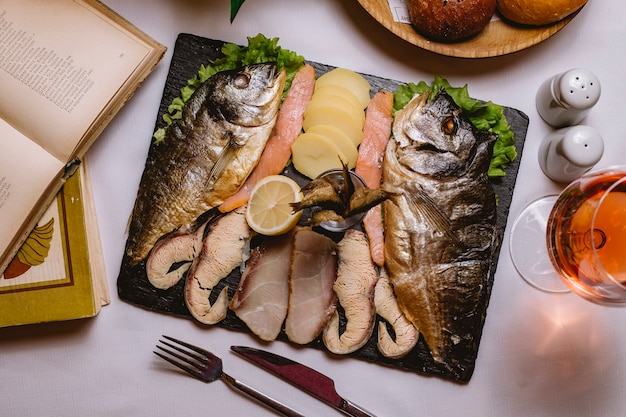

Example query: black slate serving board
[117,33,529,382]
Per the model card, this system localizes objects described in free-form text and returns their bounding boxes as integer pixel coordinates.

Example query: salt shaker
[538,125,604,183]
[536,68,601,127]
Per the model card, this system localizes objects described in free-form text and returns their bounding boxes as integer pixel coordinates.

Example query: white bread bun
[497,0,587,26]
[407,0,497,43]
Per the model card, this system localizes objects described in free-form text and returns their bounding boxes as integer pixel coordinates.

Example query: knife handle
[341,398,378,417]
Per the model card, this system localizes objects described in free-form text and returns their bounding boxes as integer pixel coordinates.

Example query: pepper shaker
[538,125,604,183]
[536,68,601,128]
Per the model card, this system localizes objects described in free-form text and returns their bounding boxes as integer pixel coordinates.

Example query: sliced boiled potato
[315,68,371,109]
[302,104,364,147]
[304,94,365,126]
[291,132,347,179]
[306,125,358,169]
[313,85,363,112]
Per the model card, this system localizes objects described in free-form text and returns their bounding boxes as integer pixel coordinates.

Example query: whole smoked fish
[126,63,285,264]
[382,89,497,377]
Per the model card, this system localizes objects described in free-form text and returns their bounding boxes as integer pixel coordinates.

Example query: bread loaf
[497,0,587,26]
[407,0,497,43]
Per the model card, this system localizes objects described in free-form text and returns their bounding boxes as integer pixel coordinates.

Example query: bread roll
[406,0,497,43]
[497,0,587,26]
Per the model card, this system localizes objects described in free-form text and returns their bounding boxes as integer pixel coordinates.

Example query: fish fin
[124,213,133,236]
[407,188,460,246]
[339,159,354,208]
[207,138,240,183]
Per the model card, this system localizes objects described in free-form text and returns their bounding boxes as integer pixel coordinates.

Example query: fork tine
[162,335,211,357]
[154,336,215,382]
[158,339,205,364]
[153,349,206,381]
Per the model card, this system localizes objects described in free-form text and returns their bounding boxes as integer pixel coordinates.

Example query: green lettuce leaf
[153,34,304,144]
[393,76,517,177]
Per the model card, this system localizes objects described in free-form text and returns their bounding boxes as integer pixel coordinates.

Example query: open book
[0,0,166,273]
[0,158,110,327]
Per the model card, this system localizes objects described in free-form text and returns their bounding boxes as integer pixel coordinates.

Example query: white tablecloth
[3,1,626,416]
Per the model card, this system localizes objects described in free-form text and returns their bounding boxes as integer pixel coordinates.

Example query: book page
[0,0,153,163]
[0,119,63,253]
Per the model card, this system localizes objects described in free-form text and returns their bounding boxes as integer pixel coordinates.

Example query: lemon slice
[245,175,303,236]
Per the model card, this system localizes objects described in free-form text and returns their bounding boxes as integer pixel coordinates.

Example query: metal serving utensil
[154,335,305,417]
[231,345,377,417]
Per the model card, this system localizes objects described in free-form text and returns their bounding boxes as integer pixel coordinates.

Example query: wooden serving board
[357,0,580,58]
[117,33,529,382]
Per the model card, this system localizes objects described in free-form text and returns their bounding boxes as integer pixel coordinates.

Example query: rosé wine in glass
[546,168,626,305]
[510,166,626,304]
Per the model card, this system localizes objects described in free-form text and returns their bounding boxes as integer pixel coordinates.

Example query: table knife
[231,346,377,417]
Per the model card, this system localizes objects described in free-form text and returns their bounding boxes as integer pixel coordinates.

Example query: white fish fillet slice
[285,228,338,345]
[231,231,294,341]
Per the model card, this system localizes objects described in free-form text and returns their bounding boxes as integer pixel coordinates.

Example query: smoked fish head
[203,63,287,130]
[391,88,494,179]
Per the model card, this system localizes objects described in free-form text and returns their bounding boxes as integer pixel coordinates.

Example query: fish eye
[234,73,251,89]
[442,116,457,135]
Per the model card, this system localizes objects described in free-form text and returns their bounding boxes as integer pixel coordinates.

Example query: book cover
[0,160,109,327]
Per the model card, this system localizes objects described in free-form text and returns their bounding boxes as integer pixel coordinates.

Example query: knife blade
[231,346,377,417]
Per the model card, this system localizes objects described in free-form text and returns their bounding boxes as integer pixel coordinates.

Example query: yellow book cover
[0,159,109,327]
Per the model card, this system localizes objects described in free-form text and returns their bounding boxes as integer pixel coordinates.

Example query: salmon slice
[219,64,316,213]
[355,89,393,267]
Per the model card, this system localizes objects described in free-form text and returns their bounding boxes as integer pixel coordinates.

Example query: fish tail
[289,201,304,213]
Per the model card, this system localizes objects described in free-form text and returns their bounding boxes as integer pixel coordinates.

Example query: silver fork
[154,336,305,417]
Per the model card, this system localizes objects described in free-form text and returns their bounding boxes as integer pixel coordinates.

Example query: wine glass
[509,165,626,305]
